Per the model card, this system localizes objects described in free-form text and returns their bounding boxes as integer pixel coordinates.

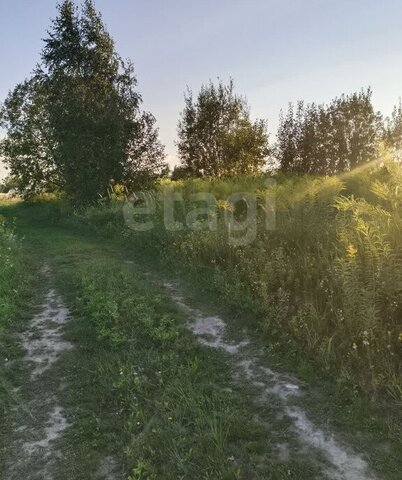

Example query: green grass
[1,161,402,479]
[58,162,402,477]
[0,200,321,479]
[73,161,402,400]
[0,202,40,474]
[58,257,319,479]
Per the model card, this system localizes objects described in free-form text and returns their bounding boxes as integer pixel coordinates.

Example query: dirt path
[164,281,379,480]
[0,238,384,479]
[5,268,72,479]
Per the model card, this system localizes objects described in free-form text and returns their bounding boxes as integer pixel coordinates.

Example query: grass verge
[0,202,39,473]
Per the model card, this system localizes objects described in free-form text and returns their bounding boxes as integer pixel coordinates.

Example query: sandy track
[5,284,72,479]
[164,281,378,480]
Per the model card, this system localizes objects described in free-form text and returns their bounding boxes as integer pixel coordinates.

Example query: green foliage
[79,263,179,346]
[0,199,325,478]
[0,79,59,196]
[171,164,194,180]
[1,0,166,203]
[0,176,20,194]
[277,89,383,174]
[75,162,402,399]
[0,211,31,426]
[72,259,286,479]
[177,79,270,177]
[384,100,402,162]
[0,217,21,324]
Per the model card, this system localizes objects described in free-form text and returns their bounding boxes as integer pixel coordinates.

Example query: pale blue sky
[1,0,402,179]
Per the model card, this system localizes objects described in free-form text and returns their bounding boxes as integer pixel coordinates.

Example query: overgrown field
[0,166,401,477]
[0,204,320,478]
[73,161,402,401]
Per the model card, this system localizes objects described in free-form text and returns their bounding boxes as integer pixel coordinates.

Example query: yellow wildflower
[346,244,358,257]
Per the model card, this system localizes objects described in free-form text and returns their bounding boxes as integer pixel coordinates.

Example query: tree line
[1,0,401,203]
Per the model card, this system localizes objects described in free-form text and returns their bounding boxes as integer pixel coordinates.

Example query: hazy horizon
[1,0,402,180]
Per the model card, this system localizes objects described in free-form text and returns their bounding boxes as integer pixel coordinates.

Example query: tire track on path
[164,280,379,480]
[5,267,72,480]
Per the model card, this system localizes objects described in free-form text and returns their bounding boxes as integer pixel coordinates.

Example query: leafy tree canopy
[177,79,270,177]
[277,89,383,175]
[1,0,166,203]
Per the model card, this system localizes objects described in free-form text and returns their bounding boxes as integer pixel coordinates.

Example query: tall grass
[0,209,28,427]
[0,217,21,325]
[74,161,402,400]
